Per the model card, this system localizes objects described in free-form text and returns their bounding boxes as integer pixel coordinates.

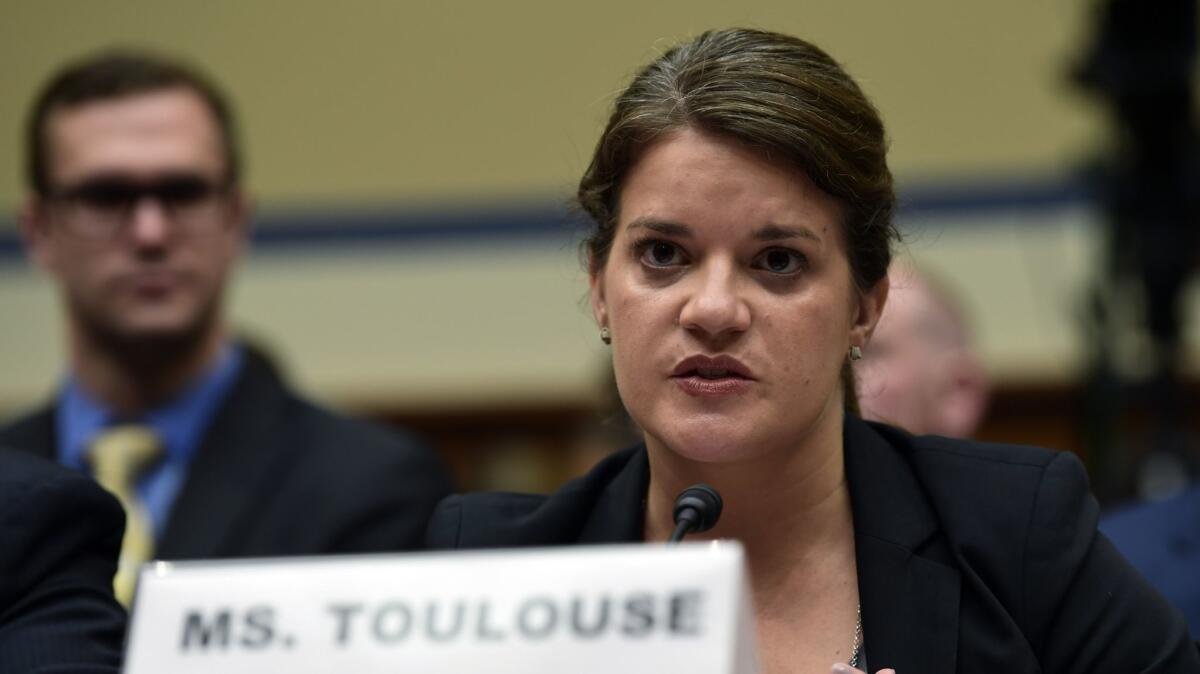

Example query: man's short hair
[26,49,241,195]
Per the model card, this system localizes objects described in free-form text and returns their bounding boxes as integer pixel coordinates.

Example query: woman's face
[590,127,887,464]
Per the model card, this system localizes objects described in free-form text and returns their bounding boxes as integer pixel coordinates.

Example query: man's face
[855,277,942,432]
[855,271,988,438]
[24,88,245,351]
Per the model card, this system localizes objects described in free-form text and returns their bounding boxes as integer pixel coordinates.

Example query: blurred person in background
[854,262,990,438]
[1100,484,1200,639]
[1078,0,1200,640]
[0,50,451,607]
[428,28,1198,673]
[0,448,125,673]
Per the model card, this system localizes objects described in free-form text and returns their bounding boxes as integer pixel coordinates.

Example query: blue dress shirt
[57,343,245,539]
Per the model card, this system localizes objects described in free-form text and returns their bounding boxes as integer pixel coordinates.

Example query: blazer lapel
[845,417,960,674]
[158,349,291,559]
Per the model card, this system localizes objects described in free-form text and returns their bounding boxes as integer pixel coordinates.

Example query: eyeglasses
[45,174,233,240]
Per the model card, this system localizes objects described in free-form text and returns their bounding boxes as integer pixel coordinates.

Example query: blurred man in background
[855,262,990,438]
[0,51,451,606]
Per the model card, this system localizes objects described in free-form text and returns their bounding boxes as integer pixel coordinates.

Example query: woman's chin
[649,426,767,465]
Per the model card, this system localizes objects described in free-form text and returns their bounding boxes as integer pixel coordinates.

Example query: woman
[428,28,1198,673]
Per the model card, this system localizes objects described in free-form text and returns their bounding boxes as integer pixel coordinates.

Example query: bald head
[855,264,990,437]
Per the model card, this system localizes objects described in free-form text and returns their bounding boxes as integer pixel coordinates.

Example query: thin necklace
[848,603,863,668]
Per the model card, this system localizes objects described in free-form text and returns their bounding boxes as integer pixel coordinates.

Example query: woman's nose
[678,260,751,340]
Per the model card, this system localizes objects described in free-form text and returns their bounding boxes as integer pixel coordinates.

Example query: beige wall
[5,0,1192,413]
[1,0,1101,206]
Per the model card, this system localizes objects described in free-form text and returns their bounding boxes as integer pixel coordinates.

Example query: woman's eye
[640,241,685,267]
[756,248,806,274]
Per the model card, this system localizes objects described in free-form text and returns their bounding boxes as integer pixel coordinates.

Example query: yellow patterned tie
[86,425,163,607]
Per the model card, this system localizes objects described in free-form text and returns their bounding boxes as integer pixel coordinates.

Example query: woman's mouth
[692,368,742,379]
[671,356,755,397]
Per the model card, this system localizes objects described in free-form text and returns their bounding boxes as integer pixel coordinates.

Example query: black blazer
[428,416,1200,673]
[0,448,125,674]
[0,347,453,560]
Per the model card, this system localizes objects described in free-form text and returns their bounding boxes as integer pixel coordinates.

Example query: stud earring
[849,345,863,361]
[600,327,611,345]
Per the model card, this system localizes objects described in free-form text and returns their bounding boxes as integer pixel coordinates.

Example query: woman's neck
[642,407,855,586]
[642,409,862,673]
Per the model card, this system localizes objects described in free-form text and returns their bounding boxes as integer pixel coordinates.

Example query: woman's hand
[831,664,895,674]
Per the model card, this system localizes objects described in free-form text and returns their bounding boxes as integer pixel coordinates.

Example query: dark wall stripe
[0,173,1090,264]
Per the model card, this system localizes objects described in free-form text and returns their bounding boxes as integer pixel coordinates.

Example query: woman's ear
[588,263,608,330]
[850,274,889,349]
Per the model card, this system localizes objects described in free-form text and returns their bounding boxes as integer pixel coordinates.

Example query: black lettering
[241,606,275,649]
[621,593,655,637]
[570,595,610,638]
[475,601,506,641]
[426,601,466,642]
[327,603,364,646]
[669,590,703,636]
[517,597,557,639]
[373,602,414,644]
[181,609,231,650]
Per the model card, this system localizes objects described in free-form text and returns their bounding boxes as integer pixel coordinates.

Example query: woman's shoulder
[850,419,1098,630]
[855,421,1200,669]
[870,420,1073,472]
[426,446,649,550]
[864,421,1090,516]
[862,420,1094,552]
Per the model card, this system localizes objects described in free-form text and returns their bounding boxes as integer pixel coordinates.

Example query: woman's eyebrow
[753,223,821,243]
[625,219,820,243]
[626,219,691,238]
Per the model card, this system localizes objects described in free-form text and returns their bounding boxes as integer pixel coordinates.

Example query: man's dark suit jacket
[0,448,125,673]
[0,347,452,560]
[428,416,1200,673]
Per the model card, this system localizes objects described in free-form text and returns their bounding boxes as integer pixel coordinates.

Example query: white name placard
[124,543,758,674]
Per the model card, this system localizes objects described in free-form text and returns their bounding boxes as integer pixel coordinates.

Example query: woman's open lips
[671,355,754,397]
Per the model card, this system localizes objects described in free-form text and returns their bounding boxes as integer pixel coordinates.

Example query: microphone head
[672,483,724,534]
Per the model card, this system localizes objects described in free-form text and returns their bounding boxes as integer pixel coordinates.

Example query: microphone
[668,484,723,543]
